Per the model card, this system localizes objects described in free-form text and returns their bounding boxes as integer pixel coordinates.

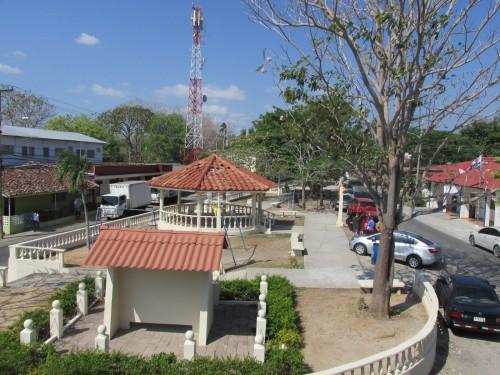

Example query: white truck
[100,181,151,219]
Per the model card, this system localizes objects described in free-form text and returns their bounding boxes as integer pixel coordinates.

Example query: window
[22,146,35,157]
[96,147,101,153]
[119,195,127,205]
[87,149,95,158]
[55,148,65,157]
[479,228,493,235]
[43,147,50,157]
[490,228,500,237]
[1,145,14,154]
[68,146,73,152]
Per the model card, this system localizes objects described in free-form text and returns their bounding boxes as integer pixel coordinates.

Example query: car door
[476,228,490,248]
[393,233,407,261]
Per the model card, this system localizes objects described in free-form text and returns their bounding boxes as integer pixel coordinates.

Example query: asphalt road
[399,219,500,375]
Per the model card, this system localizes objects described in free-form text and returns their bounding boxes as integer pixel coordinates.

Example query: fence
[310,271,438,375]
[7,211,158,282]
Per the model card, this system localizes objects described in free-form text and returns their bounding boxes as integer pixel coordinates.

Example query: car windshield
[360,201,375,207]
[101,196,118,206]
[453,286,499,305]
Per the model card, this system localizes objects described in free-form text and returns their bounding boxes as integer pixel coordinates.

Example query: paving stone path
[56,303,257,358]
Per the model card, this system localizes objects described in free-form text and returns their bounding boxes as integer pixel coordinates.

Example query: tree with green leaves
[143,113,186,162]
[246,0,499,318]
[99,105,154,162]
[57,151,92,248]
[46,114,124,161]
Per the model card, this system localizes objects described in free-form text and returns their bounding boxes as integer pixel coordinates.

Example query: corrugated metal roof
[3,125,106,144]
[84,228,224,272]
[148,153,275,192]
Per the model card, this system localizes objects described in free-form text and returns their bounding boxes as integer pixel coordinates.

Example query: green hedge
[219,278,260,301]
[49,276,96,317]
[30,348,305,375]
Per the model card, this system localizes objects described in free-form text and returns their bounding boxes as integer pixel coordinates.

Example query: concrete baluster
[184,330,196,360]
[50,300,64,338]
[20,319,37,344]
[258,293,267,315]
[259,275,268,295]
[95,325,109,352]
[95,271,105,300]
[256,309,267,339]
[253,334,265,363]
[77,282,88,316]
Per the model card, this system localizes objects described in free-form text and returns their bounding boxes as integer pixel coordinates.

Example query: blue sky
[0,0,286,132]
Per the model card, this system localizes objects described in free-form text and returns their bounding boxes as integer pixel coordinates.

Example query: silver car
[349,230,442,268]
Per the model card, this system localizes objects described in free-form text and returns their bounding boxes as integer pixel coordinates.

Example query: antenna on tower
[184,4,204,164]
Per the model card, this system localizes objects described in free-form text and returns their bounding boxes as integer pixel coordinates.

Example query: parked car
[435,274,500,334]
[469,226,500,257]
[349,230,441,268]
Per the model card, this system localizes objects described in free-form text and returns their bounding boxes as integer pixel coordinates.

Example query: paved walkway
[57,303,256,359]
[223,212,361,288]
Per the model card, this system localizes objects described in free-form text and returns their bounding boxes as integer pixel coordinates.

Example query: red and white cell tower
[184,5,204,164]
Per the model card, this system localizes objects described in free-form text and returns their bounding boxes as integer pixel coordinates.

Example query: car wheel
[494,245,500,258]
[407,255,422,269]
[353,243,367,256]
[469,235,475,247]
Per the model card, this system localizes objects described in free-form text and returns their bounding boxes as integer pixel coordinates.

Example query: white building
[1,125,106,166]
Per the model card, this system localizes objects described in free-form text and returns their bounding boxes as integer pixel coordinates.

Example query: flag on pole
[468,155,483,171]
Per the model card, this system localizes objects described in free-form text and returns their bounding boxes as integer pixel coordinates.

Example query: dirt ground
[0,287,54,330]
[63,246,92,267]
[222,233,304,270]
[296,288,427,372]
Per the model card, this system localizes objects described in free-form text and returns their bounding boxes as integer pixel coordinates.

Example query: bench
[280,210,297,218]
[290,232,305,256]
[358,279,406,294]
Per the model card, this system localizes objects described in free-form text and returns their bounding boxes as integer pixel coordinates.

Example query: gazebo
[148,153,275,234]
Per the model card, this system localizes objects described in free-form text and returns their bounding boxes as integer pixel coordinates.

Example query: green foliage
[143,113,186,162]
[10,308,50,341]
[56,151,91,194]
[219,278,260,301]
[49,276,96,317]
[0,330,53,375]
[47,115,124,161]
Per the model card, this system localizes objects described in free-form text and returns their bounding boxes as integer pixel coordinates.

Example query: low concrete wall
[310,271,438,375]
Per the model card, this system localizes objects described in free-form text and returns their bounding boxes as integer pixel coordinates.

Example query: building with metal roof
[1,125,106,167]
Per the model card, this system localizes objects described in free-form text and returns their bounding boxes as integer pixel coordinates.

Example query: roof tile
[148,153,274,192]
[84,228,224,272]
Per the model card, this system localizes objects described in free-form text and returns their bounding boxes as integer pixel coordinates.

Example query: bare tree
[1,87,55,128]
[246,0,499,317]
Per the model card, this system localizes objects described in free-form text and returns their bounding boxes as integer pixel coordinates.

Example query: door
[477,228,492,248]
[393,234,408,261]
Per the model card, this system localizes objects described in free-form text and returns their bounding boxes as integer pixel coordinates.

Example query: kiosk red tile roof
[83,228,224,272]
[147,153,275,192]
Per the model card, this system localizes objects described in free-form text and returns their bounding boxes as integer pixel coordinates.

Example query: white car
[469,226,500,257]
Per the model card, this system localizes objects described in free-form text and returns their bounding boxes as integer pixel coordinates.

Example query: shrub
[266,276,298,342]
[10,308,50,341]
[0,330,53,375]
[219,278,259,301]
[48,276,96,317]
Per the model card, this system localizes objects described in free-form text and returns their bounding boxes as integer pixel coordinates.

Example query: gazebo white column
[177,191,182,212]
[257,193,263,228]
[251,193,257,226]
[216,193,222,229]
[196,193,203,230]
[159,190,165,211]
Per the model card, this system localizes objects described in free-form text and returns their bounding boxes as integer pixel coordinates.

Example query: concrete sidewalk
[412,212,482,244]
[223,212,361,288]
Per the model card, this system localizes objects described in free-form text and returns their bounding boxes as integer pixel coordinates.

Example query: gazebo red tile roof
[84,228,224,272]
[148,153,275,192]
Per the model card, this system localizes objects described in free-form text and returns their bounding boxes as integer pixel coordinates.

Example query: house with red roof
[425,156,500,226]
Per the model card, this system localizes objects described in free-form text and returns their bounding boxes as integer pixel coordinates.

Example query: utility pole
[0,87,14,239]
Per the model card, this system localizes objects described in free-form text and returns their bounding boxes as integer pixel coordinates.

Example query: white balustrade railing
[310,271,438,375]
[7,211,159,282]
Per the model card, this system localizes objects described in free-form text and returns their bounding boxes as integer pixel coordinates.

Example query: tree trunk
[301,181,306,210]
[81,191,90,249]
[370,153,401,318]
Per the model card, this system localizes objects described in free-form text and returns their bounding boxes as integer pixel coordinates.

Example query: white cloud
[153,84,189,98]
[204,104,228,115]
[91,83,124,97]
[153,83,245,101]
[75,33,100,46]
[0,63,22,74]
[4,50,27,58]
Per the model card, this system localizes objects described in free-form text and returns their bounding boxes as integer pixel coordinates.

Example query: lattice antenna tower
[184,5,204,163]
